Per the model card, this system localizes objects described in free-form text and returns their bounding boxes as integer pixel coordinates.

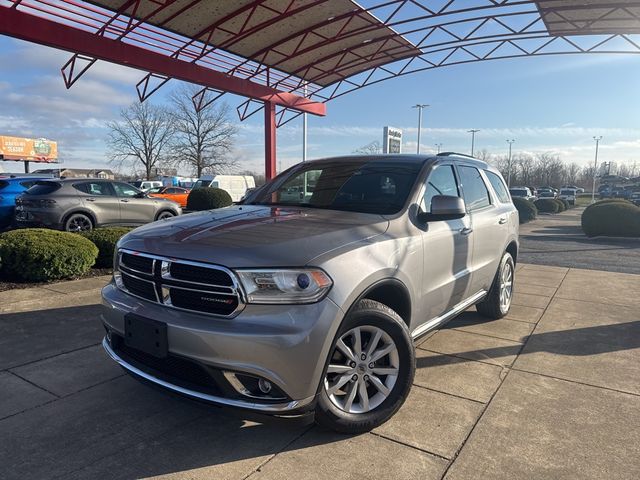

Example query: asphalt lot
[1,264,639,479]
[519,207,640,274]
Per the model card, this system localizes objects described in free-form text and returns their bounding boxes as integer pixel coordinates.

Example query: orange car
[148,186,190,207]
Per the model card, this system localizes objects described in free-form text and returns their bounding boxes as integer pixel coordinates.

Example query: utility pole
[412,104,429,154]
[592,136,602,204]
[435,143,443,154]
[506,139,515,187]
[468,129,480,156]
[302,82,308,163]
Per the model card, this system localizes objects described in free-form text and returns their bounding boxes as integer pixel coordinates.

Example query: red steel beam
[264,101,277,180]
[0,6,326,116]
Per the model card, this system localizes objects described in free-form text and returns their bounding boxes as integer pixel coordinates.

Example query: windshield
[248,159,423,214]
[148,187,163,193]
[192,180,207,189]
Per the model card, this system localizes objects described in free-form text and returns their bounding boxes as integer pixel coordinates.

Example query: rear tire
[155,210,175,221]
[314,299,415,434]
[64,213,93,232]
[476,252,515,319]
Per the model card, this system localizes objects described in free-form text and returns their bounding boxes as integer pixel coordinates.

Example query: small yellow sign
[0,136,58,162]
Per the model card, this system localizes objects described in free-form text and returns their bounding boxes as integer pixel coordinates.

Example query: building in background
[32,168,115,179]
[382,127,402,154]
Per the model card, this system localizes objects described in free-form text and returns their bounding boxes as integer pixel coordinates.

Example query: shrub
[80,227,133,268]
[581,201,640,237]
[554,199,566,212]
[534,198,560,213]
[0,228,98,282]
[559,199,571,210]
[512,197,537,224]
[186,187,233,211]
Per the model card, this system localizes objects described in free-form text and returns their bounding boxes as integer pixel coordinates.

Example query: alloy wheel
[499,260,514,311]
[324,326,399,414]
[68,216,91,232]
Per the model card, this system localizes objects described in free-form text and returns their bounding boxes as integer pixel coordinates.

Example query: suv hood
[119,205,389,268]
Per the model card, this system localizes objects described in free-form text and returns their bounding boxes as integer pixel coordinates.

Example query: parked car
[0,175,52,228]
[558,188,577,205]
[102,154,518,433]
[537,189,556,199]
[630,192,640,206]
[193,175,256,202]
[509,187,535,202]
[15,179,181,231]
[131,180,163,192]
[147,186,190,207]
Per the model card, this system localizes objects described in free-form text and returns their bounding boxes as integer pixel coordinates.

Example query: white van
[193,175,256,202]
[131,180,163,192]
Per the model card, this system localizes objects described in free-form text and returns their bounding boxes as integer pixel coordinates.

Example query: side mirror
[418,195,467,222]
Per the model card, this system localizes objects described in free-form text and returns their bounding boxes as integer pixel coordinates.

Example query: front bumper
[101,282,344,413]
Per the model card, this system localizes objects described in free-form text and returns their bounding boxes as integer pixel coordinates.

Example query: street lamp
[506,139,515,187]
[435,143,443,154]
[412,104,429,154]
[468,129,480,156]
[592,136,602,204]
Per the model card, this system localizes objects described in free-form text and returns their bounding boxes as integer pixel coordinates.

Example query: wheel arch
[505,240,518,264]
[346,278,412,330]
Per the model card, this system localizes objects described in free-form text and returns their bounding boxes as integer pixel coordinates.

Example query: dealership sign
[0,136,58,162]
[383,126,402,154]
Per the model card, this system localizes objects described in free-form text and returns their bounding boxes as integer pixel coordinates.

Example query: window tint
[26,181,61,195]
[486,171,511,203]
[113,182,139,197]
[421,165,459,212]
[251,160,422,215]
[459,166,491,211]
[74,182,115,196]
[19,180,38,189]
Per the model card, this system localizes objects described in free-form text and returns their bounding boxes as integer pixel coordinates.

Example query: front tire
[314,299,415,434]
[155,210,176,221]
[476,252,515,319]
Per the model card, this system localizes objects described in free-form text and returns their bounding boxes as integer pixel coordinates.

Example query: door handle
[459,227,473,236]
[120,199,129,203]
[86,198,95,202]
[498,217,507,224]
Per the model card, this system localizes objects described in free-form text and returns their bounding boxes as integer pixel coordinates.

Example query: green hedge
[512,197,537,224]
[0,228,98,281]
[534,198,560,213]
[80,227,133,268]
[186,187,233,211]
[581,201,640,237]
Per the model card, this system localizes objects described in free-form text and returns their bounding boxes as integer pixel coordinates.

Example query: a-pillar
[264,101,276,180]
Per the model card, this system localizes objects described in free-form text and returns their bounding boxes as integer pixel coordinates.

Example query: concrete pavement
[519,207,640,274]
[1,265,639,479]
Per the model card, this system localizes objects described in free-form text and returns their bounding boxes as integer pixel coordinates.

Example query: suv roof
[306,153,489,170]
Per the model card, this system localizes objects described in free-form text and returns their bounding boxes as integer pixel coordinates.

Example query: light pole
[412,104,429,154]
[592,136,602,204]
[435,143,443,154]
[468,129,480,156]
[506,139,515,187]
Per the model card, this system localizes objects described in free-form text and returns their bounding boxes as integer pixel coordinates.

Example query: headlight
[235,269,332,304]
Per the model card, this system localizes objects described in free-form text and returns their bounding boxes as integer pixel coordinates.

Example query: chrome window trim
[116,248,246,318]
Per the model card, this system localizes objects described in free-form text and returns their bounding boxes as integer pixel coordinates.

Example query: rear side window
[26,181,61,195]
[485,171,511,203]
[459,166,491,211]
[421,165,460,212]
[74,182,115,196]
[19,181,39,189]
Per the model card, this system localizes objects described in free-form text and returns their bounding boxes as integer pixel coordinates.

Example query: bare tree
[169,85,238,177]
[353,141,382,155]
[107,102,175,180]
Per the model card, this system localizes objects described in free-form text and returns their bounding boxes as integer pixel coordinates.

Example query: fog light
[258,378,272,394]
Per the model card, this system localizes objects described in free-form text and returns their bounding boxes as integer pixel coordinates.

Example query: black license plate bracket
[124,313,168,358]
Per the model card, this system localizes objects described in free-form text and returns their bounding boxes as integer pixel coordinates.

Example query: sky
[0,35,639,176]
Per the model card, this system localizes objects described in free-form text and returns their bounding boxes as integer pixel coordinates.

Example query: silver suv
[101,154,518,433]
[15,179,182,231]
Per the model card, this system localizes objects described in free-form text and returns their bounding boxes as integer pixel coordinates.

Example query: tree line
[107,85,238,180]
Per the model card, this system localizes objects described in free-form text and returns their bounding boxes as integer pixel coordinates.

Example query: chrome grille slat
[116,249,244,317]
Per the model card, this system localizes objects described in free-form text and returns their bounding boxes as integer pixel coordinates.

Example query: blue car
[0,175,53,228]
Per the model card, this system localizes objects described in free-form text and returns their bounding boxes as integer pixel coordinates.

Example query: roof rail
[436,151,477,159]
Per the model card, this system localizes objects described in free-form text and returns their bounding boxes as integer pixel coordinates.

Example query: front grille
[121,273,156,302]
[121,252,154,274]
[117,249,243,317]
[170,288,239,316]
[170,262,234,286]
[112,335,223,395]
